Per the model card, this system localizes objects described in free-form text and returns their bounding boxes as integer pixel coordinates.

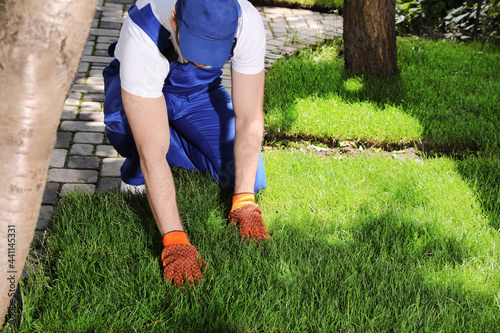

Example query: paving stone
[101,157,125,177]
[82,93,105,102]
[83,45,94,56]
[99,21,122,30]
[42,183,59,205]
[61,105,78,120]
[71,83,105,94]
[96,144,118,157]
[67,156,101,169]
[101,16,126,23]
[70,143,94,155]
[48,169,98,183]
[80,55,112,64]
[78,61,90,73]
[95,43,109,50]
[90,69,105,76]
[49,149,68,168]
[89,28,120,37]
[55,132,72,149]
[36,206,54,231]
[97,36,120,44]
[73,73,87,84]
[74,132,104,144]
[60,184,96,196]
[86,76,105,85]
[98,2,125,10]
[90,64,106,71]
[94,49,109,57]
[101,9,123,16]
[80,101,102,112]
[65,92,81,105]
[78,111,104,122]
[60,120,105,132]
[98,177,122,193]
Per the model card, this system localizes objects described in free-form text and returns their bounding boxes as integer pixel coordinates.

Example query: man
[103,0,268,286]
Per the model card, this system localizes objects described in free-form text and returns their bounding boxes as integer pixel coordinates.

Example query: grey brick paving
[70,143,94,156]
[68,156,101,169]
[95,144,118,157]
[48,169,98,183]
[74,132,104,144]
[78,111,104,122]
[36,206,54,231]
[98,177,122,192]
[42,183,60,205]
[55,132,72,149]
[60,184,96,196]
[60,120,105,132]
[101,157,125,177]
[80,101,102,111]
[49,149,68,168]
[62,105,78,120]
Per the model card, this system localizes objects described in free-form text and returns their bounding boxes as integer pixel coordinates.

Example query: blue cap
[176,0,239,68]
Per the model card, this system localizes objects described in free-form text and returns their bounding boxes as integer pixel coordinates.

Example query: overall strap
[128,3,172,52]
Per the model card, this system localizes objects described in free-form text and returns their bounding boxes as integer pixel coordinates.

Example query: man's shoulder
[238,0,261,17]
[135,0,176,29]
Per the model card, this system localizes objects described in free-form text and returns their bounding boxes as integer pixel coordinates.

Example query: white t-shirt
[114,0,266,98]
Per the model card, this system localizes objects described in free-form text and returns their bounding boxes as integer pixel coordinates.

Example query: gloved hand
[228,193,268,241]
[161,231,205,286]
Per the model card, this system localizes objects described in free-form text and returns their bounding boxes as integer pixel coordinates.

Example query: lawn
[4,37,500,332]
[264,38,500,152]
[10,153,500,332]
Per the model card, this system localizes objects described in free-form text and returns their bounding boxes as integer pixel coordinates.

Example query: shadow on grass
[13,181,499,332]
[259,209,498,331]
[264,38,500,153]
[455,157,500,230]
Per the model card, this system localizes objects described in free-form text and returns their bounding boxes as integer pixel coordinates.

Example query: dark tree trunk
[0,0,97,326]
[343,0,398,75]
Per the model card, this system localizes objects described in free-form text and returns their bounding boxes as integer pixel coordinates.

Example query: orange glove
[228,193,268,241]
[161,231,205,286]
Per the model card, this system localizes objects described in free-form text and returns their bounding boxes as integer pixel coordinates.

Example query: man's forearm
[233,117,264,194]
[121,89,183,235]
[231,69,265,194]
[141,155,183,235]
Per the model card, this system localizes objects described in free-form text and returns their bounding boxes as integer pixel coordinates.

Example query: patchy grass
[8,153,500,332]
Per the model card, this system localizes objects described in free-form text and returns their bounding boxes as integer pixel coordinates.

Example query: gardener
[103,0,268,286]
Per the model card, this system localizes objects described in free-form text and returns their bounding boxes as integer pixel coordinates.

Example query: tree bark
[0,0,96,326]
[343,0,398,75]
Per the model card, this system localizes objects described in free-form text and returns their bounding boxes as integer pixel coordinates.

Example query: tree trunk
[0,0,96,326]
[343,0,398,75]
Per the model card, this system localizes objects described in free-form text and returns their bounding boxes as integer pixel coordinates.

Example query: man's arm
[231,69,265,194]
[122,89,204,285]
[121,89,182,235]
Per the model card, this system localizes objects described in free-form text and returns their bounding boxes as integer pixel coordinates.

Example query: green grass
[8,153,500,332]
[264,38,500,152]
[6,30,500,333]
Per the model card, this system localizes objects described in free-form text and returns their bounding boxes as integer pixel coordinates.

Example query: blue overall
[103,4,266,192]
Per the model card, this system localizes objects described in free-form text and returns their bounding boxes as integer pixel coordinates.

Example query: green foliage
[442,1,500,41]
[397,0,500,40]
